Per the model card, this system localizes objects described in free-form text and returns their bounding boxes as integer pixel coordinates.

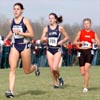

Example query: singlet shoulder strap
[56,25,59,31]
[11,17,24,25]
[56,24,59,29]
[48,25,50,29]
[20,17,24,23]
[10,18,15,30]
[48,25,59,31]
[11,18,15,25]
[57,25,59,31]
[47,25,50,32]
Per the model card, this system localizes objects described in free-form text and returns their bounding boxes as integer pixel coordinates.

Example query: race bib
[12,26,23,39]
[81,41,91,48]
[13,33,23,39]
[48,37,58,46]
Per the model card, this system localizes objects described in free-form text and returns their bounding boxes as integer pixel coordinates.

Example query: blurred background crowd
[0,35,100,69]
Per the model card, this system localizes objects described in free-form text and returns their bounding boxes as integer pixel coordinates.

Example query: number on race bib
[13,33,23,39]
[81,41,91,48]
[12,26,23,39]
[48,37,58,46]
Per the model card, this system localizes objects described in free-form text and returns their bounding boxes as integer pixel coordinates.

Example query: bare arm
[15,18,34,38]
[40,27,48,43]
[73,31,82,45]
[58,26,69,45]
[94,33,100,46]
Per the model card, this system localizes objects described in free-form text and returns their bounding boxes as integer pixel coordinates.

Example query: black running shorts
[77,49,94,67]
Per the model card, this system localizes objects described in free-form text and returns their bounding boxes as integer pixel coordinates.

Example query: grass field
[0,66,100,100]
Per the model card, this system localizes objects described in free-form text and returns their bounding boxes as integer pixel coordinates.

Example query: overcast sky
[0,0,100,26]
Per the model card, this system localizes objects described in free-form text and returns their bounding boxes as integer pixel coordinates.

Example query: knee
[81,69,89,76]
[52,67,58,73]
[84,69,89,75]
[10,67,16,72]
[24,70,30,74]
[50,65,58,72]
[24,68,30,74]
[81,71,85,76]
[85,68,89,72]
[24,71,30,74]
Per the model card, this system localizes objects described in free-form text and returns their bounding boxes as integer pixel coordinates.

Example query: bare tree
[0,15,10,37]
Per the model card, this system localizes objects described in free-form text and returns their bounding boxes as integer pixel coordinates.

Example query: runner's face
[49,15,57,25]
[83,21,91,30]
[13,5,23,18]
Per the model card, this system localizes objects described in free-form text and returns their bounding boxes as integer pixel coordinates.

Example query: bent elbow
[65,36,69,41]
[40,38,43,43]
[30,32,34,38]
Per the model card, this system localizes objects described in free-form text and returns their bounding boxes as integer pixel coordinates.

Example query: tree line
[0,15,100,41]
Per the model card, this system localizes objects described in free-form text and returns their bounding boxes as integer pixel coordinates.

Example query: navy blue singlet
[11,17,31,53]
[11,17,27,44]
[47,25,61,47]
[47,25,62,55]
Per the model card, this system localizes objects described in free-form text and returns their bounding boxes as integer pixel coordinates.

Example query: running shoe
[54,85,59,89]
[5,90,14,98]
[34,64,40,76]
[59,77,64,86]
[83,88,88,93]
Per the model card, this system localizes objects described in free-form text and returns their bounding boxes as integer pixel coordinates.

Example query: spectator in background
[31,39,48,67]
[31,39,40,66]
[2,39,11,68]
[92,40,98,65]
[67,42,73,66]
[72,44,79,66]
[62,44,68,66]
[0,35,4,68]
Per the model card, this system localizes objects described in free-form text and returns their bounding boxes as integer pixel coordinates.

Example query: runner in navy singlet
[41,13,69,88]
[4,3,40,98]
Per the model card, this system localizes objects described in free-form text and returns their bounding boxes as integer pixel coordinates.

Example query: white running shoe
[83,88,88,93]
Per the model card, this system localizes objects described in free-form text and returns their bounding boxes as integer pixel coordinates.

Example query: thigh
[9,47,19,69]
[84,63,91,71]
[46,50,54,69]
[53,52,62,69]
[21,48,31,71]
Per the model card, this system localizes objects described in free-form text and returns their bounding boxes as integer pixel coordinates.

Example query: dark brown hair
[13,3,24,10]
[83,18,91,24]
[49,13,63,24]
